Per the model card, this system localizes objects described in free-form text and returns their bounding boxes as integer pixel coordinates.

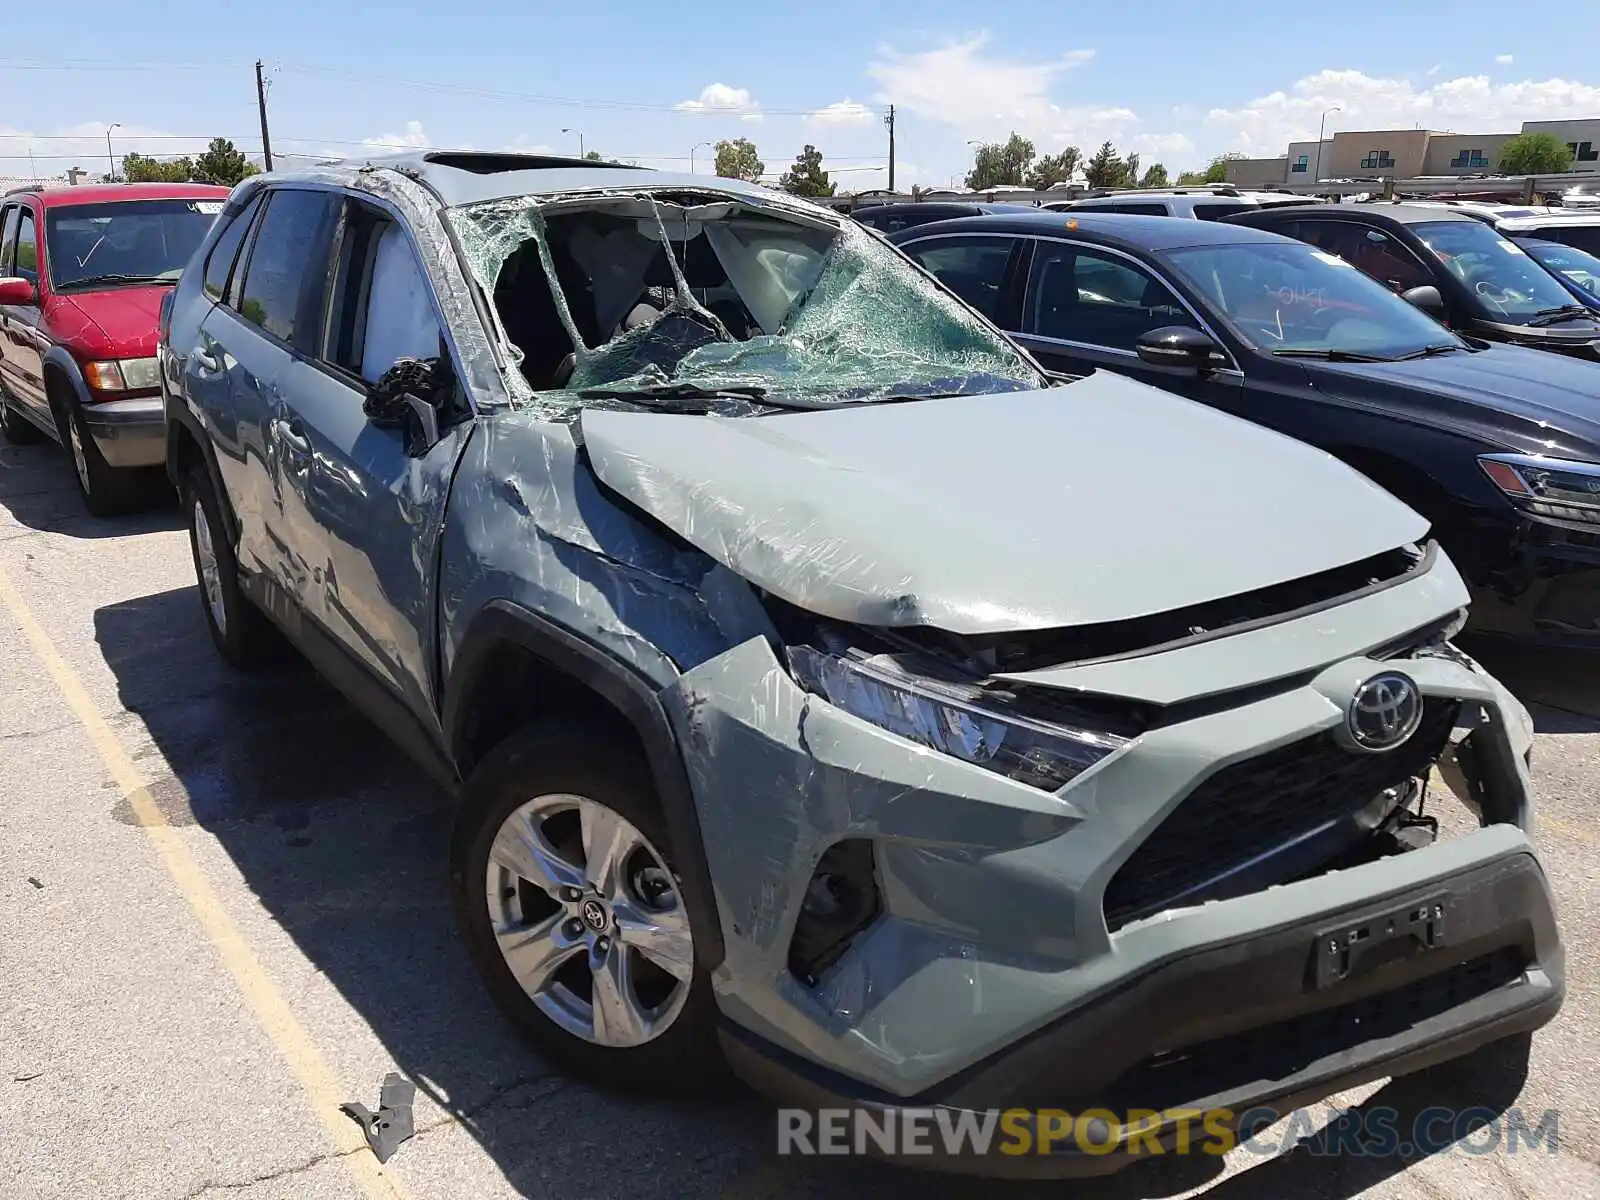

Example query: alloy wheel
[484,794,693,1047]
[67,417,91,493]
[192,498,228,637]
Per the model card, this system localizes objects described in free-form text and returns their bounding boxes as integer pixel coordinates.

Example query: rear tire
[451,721,725,1094]
[183,466,275,669]
[54,398,140,517]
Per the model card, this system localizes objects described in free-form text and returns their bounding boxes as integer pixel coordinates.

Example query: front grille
[1103,699,1459,930]
[1096,949,1526,1113]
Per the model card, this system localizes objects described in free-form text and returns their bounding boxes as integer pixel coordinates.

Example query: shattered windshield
[445,190,1043,416]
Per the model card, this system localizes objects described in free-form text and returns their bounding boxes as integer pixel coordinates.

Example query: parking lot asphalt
[2,433,1599,1200]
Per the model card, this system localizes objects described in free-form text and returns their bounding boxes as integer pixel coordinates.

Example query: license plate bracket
[1313,892,1449,989]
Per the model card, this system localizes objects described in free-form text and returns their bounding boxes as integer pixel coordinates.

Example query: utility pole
[884,104,896,192]
[255,60,274,172]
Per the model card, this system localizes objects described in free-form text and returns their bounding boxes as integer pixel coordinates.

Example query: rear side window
[203,195,264,301]
[235,189,341,345]
[13,208,38,280]
[1548,225,1600,258]
[1194,202,1253,221]
[900,236,1016,320]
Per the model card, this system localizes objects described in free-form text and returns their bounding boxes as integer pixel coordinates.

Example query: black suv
[1222,204,1600,359]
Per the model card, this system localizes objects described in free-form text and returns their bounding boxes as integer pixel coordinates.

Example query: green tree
[583,149,602,160]
[1082,141,1126,189]
[191,138,259,187]
[122,153,195,183]
[1026,146,1080,190]
[965,132,1036,190]
[1178,153,1244,185]
[1121,151,1141,187]
[714,137,764,182]
[1139,162,1169,188]
[778,144,836,197]
[1497,132,1571,175]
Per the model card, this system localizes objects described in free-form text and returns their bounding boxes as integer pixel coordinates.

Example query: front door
[273,198,470,720]
[1012,237,1246,409]
[0,205,50,422]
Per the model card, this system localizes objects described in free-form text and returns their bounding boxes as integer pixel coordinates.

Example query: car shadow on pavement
[91,583,1538,1200]
[0,441,179,540]
[1458,638,1600,736]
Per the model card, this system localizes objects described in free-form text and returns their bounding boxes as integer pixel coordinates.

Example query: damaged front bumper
[660,610,1560,1175]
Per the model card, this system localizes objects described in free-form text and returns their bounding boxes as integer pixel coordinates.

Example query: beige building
[1222,156,1289,187]
[1266,118,1600,183]
[1421,132,1516,175]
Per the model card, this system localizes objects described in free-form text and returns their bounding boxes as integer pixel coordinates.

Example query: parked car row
[0,157,1566,1178]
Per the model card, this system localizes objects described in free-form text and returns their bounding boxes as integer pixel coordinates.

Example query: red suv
[0,182,231,514]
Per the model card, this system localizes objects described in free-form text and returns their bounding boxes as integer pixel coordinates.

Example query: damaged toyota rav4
[159,152,1562,1176]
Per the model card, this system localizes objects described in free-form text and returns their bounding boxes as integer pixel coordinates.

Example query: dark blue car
[890,211,1600,646]
[1514,238,1600,311]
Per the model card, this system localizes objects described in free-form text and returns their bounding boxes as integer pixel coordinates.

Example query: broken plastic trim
[444,186,1043,420]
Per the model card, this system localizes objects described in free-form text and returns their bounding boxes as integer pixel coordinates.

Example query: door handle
[191,346,221,375]
[272,417,311,456]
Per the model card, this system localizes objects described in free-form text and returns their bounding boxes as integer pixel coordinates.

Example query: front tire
[451,722,723,1092]
[54,399,140,516]
[183,466,274,669]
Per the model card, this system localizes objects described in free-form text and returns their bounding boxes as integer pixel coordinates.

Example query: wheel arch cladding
[444,599,726,970]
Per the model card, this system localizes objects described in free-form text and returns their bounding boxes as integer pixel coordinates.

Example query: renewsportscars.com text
[777,1105,1560,1159]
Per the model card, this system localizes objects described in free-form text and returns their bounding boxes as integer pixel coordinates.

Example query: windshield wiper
[575,381,795,414]
[1386,343,1468,361]
[62,273,175,288]
[1524,305,1595,328]
[1270,348,1393,362]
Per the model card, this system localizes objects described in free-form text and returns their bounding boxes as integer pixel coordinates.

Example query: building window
[1359,150,1397,170]
[1290,154,1309,173]
[1449,149,1491,169]
[1569,141,1599,163]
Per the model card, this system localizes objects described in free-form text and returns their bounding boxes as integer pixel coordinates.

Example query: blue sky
[3,0,1598,189]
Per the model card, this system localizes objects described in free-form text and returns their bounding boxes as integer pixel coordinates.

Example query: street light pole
[1314,106,1340,183]
[562,127,583,158]
[690,141,712,174]
[105,122,121,181]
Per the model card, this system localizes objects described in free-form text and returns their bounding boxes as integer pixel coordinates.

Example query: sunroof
[421,151,651,175]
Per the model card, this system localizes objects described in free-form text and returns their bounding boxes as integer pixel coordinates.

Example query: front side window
[45,198,223,289]
[323,204,443,384]
[1025,242,1194,349]
[1540,224,1600,259]
[1412,219,1582,322]
[236,189,342,344]
[901,236,1016,320]
[1163,241,1464,360]
[0,205,18,275]
[1194,202,1254,222]
[13,209,38,281]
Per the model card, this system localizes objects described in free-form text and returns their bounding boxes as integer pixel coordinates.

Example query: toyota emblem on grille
[1346,672,1423,752]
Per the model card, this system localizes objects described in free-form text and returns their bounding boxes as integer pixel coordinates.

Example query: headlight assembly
[786,644,1127,791]
[1479,452,1600,524]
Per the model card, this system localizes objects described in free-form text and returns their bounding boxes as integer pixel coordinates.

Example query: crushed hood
[579,370,1430,634]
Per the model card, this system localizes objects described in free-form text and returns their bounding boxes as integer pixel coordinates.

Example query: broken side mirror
[1401,285,1446,319]
[365,357,449,456]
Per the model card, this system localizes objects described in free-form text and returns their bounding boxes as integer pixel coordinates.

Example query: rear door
[195,187,342,594]
[0,203,21,405]
[272,194,472,719]
[896,233,1028,330]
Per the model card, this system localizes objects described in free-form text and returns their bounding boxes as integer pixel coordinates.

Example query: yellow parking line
[0,563,412,1200]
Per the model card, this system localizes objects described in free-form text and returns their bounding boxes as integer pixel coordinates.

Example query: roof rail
[2,183,43,198]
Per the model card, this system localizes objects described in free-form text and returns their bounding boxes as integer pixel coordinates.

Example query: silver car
[157,151,1562,1175]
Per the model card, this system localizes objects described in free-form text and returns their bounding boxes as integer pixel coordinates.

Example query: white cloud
[675,83,762,121]
[363,120,431,149]
[1495,54,1515,65]
[806,100,875,127]
[1203,68,1600,157]
[868,33,1095,134]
